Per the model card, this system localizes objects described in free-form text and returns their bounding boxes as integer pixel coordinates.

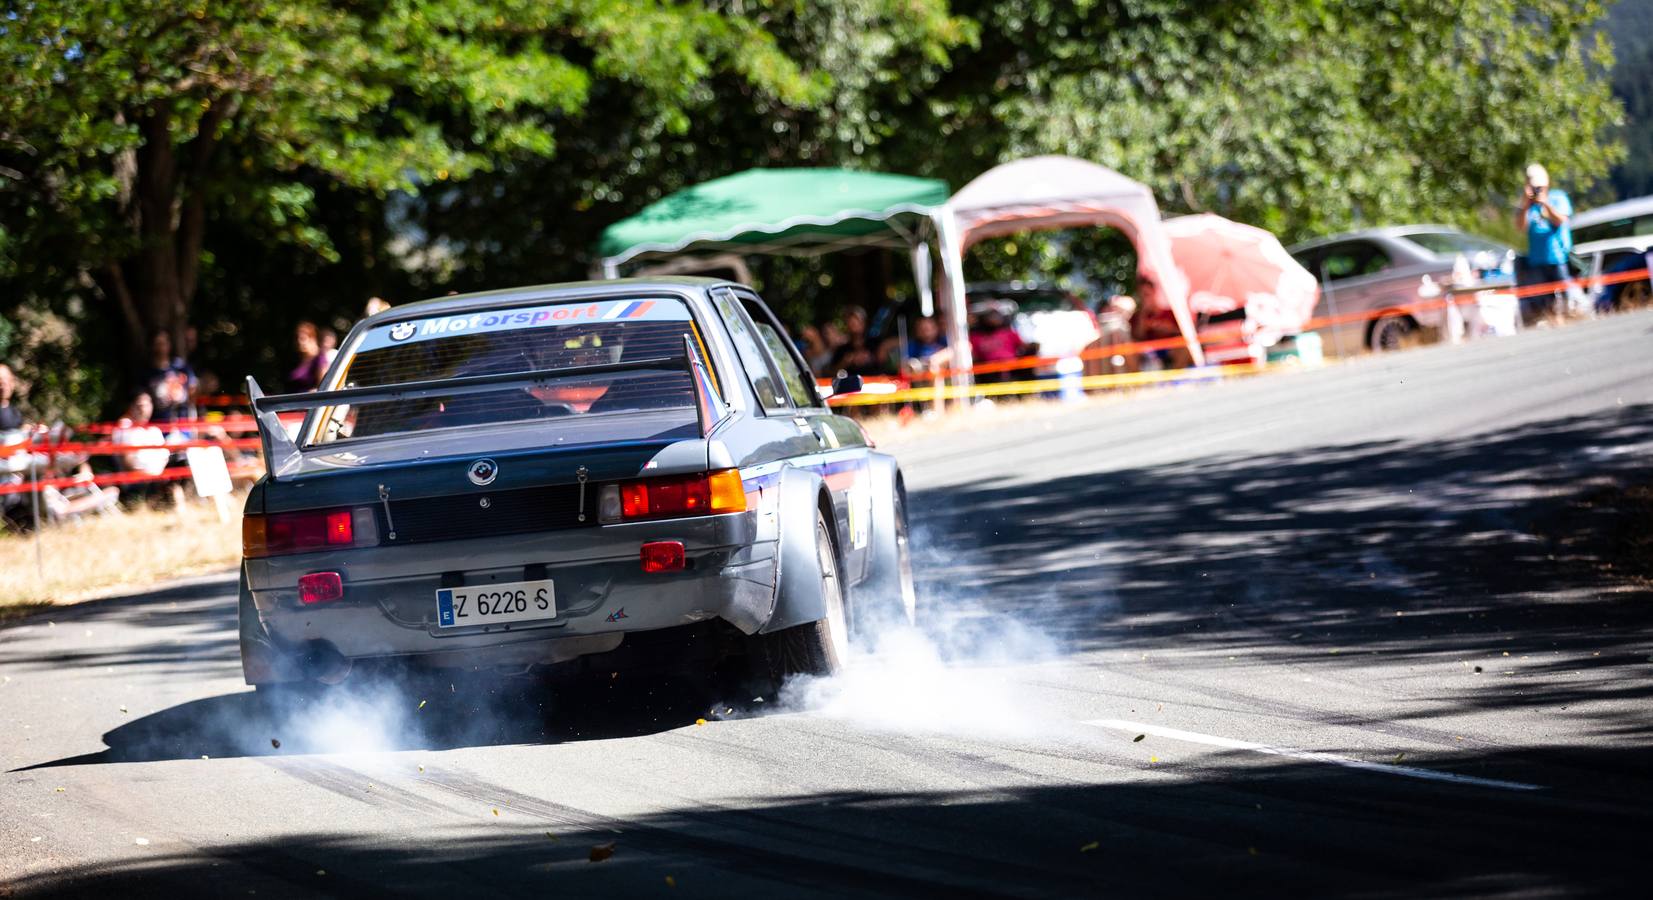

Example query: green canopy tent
[596,168,949,315]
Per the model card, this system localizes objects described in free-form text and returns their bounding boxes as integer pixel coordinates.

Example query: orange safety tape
[0,462,263,497]
[75,417,260,434]
[17,438,264,458]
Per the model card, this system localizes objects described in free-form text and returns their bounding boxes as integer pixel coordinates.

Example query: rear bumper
[244,511,777,669]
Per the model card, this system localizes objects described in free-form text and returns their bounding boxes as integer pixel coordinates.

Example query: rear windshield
[307,297,703,445]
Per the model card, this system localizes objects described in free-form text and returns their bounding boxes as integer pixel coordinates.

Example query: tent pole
[910,242,934,318]
[934,209,974,394]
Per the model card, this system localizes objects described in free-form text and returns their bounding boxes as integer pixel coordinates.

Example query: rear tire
[1617,279,1652,311]
[854,485,917,635]
[747,509,848,694]
[1369,314,1417,353]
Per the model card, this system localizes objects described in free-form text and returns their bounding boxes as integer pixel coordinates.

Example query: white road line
[1083,719,1544,792]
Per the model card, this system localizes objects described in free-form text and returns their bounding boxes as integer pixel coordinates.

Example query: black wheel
[1617,279,1652,311]
[1369,314,1417,352]
[748,509,848,690]
[854,486,916,635]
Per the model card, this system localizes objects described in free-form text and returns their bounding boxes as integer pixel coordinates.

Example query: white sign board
[185,446,233,498]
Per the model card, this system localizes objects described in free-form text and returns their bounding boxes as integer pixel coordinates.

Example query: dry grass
[1,497,242,619]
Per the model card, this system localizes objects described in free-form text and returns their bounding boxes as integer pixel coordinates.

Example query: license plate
[436,579,555,628]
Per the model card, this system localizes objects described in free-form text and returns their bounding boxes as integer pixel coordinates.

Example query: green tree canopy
[0,0,941,366]
[0,0,1627,418]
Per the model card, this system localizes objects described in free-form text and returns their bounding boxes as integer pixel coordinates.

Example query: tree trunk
[132,106,184,357]
[101,98,231,373]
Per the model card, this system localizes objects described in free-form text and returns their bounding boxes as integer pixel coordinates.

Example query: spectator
[968,302,1033,384]
[111,393,170,477]
[829,307,881,376]
[903,316,950,371]
[144,331,198,424]
[320,327,340,369]
[1516,163,1573,325]
[1086,295,1139,376]
[288,321,328,392]
[797,324,829,373]
[365,296,393,318]
[813,320,848,373]
[0,363,25,433]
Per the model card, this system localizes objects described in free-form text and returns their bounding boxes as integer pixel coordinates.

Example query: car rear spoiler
[245,351,728,479]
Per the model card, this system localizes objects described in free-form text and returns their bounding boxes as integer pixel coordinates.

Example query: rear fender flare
[862,452,904,580]
[239,566,298,685]
[761,466,834,633]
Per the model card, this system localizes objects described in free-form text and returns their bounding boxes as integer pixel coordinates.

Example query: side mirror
[830,371,864,396]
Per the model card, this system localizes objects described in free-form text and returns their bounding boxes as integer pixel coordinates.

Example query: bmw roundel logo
[389,321,417,341]
[467,458,498,486]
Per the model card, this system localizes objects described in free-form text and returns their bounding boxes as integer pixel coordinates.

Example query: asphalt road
[5,313,1653,898]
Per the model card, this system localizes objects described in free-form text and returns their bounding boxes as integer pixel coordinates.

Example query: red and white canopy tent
[934,156,1204,379]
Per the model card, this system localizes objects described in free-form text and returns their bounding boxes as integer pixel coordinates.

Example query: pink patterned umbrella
[1163,214,1319,339]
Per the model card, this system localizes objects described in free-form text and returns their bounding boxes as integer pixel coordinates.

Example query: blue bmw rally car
[240,279,915,692]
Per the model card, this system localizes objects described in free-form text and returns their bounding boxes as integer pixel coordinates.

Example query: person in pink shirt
[968,303,1033,383]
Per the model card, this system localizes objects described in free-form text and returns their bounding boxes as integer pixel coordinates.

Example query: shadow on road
[14,667,731,770]
[9,744,1653,898]
[909,402,1653,740]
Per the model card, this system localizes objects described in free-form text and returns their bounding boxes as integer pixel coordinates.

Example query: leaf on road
[492,808,499,817]
[1392,752,1405,763]
[546,832,558,842]
[271,738,281,749]
[1149,756,1159,763]
[54,787,64,792]
[1080,841,1100,853]
[1248,847,1260,857]
[134,837,149,846]
[665,875,677,888]
[119,706,128,714]
[589,841,616,862]
[1473,666,1483,673]
[316,870,326,877]
[694,718,707,727]
[1132,734,1145,743]
[417,699,427,710]
[417,765,424,773]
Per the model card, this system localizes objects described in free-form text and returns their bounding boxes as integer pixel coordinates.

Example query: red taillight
[613,470,746,521]
[298,571,344,604]
[640,541,686,573]
[244,507,377,558]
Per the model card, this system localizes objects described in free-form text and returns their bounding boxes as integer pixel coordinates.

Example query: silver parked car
[1287,226,1513,354]
[1572,195,1653,312]
[240,278,916,695]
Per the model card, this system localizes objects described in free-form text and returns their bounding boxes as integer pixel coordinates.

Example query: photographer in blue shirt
[1516,163,1573,325]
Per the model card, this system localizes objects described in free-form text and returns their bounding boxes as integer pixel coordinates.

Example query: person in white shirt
[111,393,170,476]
